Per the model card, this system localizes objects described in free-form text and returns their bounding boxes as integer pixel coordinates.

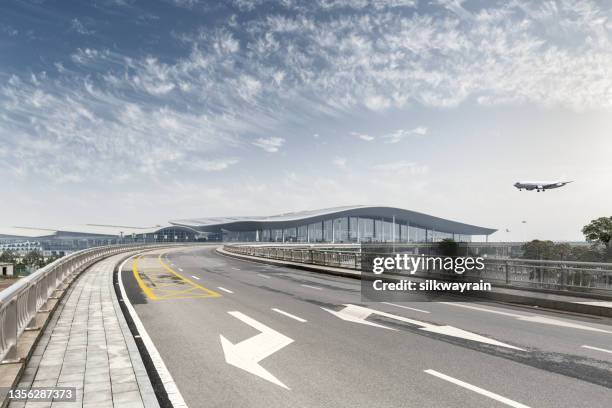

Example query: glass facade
[218,215,478,243]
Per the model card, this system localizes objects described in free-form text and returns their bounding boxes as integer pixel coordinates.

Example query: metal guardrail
[0,243,178,362]
[224,245,612,295]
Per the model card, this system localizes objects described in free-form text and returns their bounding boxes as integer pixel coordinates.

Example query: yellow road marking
[133,256,158,300]
[157,253,221,297]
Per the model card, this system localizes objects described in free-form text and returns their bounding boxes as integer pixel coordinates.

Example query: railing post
[505,260,509,284]
[2,300,18,362]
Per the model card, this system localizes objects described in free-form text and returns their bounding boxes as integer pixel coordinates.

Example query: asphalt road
[121,245,612,408]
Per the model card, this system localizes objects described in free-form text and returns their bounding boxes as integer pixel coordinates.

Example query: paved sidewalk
[10,254,159,408]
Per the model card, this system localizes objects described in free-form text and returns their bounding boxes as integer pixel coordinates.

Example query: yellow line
[156,294,217,300]
[133,256,158,300]
[157,253,221,297]
[157,287,200,296]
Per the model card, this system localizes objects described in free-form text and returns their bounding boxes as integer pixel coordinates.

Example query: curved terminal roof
[170,205,496,235]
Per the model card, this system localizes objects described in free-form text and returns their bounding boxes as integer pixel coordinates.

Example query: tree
[582,217,612,249]
[22,250,44,268]
[570,245,603,262]
[0,250,16,264]
[582,217,612,260]
[521,240,603,262]
[438,238,458,257]
[521,240,557,260]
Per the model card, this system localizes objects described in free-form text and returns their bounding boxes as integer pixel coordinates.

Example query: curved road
[121,245,612,408]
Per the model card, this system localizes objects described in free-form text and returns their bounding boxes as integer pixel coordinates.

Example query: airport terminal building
[0,206,495,253]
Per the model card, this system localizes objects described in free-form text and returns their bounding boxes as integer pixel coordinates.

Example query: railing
[0,243,179,362]
[224,245,612,296]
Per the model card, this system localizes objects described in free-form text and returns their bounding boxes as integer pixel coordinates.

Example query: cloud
[71,19,94,35]
[2,0,612,190]
[383,127,428,143]
[193,158,239,171]
[351,132,375,141]
[252,137,285,152]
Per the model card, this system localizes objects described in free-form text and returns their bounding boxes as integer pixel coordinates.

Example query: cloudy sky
[1,0,612,241]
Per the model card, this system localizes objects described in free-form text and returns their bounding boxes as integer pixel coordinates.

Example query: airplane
[514,180,573,192]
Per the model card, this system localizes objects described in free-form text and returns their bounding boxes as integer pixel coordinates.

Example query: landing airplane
[514,180,573,192]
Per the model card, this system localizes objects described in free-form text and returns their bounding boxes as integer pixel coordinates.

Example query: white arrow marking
[323,305,523,350]
[322,304,395,330]
[220,311,293,389]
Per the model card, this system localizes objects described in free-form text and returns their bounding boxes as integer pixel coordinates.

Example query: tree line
[521,216,612,262]
[0,249,61,274]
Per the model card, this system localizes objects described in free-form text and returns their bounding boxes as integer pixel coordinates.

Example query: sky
[1,0,612,242]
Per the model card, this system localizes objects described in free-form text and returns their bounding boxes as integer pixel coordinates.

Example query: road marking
[218,287,234,294]
[582,345,612,354]
[439,302,521,317]
[132,256,157,300]
[272,308,307,323]
[220,311,293,389]
[178,267,184,272]
[424,369,531,408]
[119,255,188,408]
[517,315,612,333]
[381,302,430,314]
[191,275,200,280]
[158,254,221,298]
[258,274,271,279]
[574,300,612,308]
[232,267,241,270]
[324,304,523,350]
[301,284,322,290]
[441,302,612,334]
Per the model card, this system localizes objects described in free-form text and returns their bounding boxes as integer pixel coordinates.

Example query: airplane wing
[543,181,572,188]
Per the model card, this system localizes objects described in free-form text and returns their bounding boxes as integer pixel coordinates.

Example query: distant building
[0,205,497,249]
[170,205,496,243]
[0,240,43,255]
[0,262,14,277]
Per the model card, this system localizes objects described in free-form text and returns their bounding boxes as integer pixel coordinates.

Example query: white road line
[218,287,234,294]
[439,302,523,317]
[232,267,241,271]
[574,301,612,308]
[258,274,271,279]
[272,308,307,323]
[424,369,530,408]
[191,275,200,280]
[301,284,322,290]
[441,302,612,333]
[178,267,184,272]
[119,255,188,408]
[381,302,430,314]
[582,345,612,354]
